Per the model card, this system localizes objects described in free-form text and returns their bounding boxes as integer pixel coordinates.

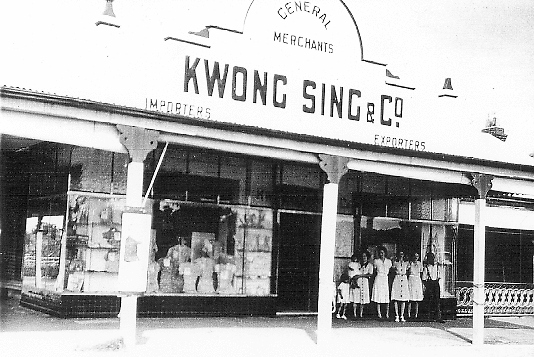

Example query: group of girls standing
[336,246,427,322]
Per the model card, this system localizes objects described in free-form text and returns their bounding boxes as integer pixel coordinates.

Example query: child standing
[336,273,350,320]
[347,254,361,318]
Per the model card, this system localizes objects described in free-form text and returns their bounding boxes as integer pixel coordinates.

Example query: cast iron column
[470,173,493,345]
[116,124,158,347]
[317,154,349,346]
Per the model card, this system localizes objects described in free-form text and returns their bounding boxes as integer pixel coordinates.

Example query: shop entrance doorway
[277,212,321,312]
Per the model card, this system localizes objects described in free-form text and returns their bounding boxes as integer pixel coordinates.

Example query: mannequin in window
[179,257,199,293]
[194,249,215,293]
[146,236,160,293]
[158,256,180,293]
[167,237,192,264]
[215,255,237,294]
[166,237,191,293]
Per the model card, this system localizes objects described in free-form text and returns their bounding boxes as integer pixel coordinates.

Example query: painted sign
[141,0,425,152]
[118,212,152,293]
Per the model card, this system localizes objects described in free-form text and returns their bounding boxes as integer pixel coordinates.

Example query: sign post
[116,125,158,348]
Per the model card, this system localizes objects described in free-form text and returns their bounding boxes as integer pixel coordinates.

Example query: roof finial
[438,77,457,98]
[103,0,116,17]
[443,78,453,90]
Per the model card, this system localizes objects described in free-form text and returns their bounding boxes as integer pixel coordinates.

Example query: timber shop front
[1,0,533,330]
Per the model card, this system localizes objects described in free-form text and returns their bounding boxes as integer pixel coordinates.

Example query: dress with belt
[372,258,392,303]
[408,261,424,301]
[391,260,410,301]
[355,262,373,304]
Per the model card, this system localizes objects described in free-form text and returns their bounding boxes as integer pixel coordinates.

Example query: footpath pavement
[1,296,534,357]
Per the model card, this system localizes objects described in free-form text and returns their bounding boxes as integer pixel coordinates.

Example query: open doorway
[277,212,321,312]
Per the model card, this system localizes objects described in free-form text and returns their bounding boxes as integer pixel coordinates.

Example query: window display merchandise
[23,195,273,299]
[149,201,273,296]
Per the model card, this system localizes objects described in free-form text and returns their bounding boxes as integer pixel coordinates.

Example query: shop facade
[3,135,467,317]
[1,0,534,333]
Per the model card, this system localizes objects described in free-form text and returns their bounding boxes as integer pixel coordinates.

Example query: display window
[22,202,64,292]
[152,201,273,296]
[62,193,135,293]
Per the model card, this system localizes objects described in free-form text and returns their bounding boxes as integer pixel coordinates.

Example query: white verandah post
[470,173,493,346]
[317,154,349,347]
[116,124,158,348]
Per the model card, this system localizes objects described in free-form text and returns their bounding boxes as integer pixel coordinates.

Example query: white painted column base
[472,198,486,345]
[317,183,339,347]
[119,295,138,348]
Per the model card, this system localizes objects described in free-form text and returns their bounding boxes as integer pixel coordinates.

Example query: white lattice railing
[456,281,534,315]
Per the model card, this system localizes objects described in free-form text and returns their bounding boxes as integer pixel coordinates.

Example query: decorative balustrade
[456,281,534,315]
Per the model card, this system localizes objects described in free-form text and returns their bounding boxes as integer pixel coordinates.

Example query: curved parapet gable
[243,0,364,67]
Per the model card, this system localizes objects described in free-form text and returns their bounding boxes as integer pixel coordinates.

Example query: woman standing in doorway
[354,250,373,318]
[391,251,410,322]
[407,252,424,319]
[372,246,392,319]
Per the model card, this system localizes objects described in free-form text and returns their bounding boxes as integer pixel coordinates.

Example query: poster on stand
[118,212,152,293]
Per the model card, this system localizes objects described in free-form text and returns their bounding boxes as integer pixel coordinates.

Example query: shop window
[69,147,114,194]
[111,153,128,195]
[249,160,274,207]
[338,173,356,214]
[361,173,386,194]
[153,173,239,203]
[387,197,410,219]
[387,176,410,197]
[234,208,273,295]
[28,143,58,197]
[153,202,273,296]
[278,184,321,212]
[360,193,386,217]
[158,146,188,174]
[153,173,188,201]
[22,197,66,292]
[432,198,446,221]
[188,150,219,177]
[61,194,133,293]
[278,163,322,212]
[282,163,321,189]
[151,148,243,204]
[219,156,247,205]
[412,198,432,220]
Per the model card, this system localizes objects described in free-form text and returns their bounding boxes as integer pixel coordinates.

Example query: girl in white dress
[336,273,350,320]
[407,252,424,319]
[391,251,410,322]
[372,246,392,319]
[354,251,374,317]
[347,254,361,318]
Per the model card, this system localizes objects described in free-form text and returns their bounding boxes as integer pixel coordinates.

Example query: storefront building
[1,0,533,336]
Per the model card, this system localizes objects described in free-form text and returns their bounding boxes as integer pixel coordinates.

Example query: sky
[1,0,533,152]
